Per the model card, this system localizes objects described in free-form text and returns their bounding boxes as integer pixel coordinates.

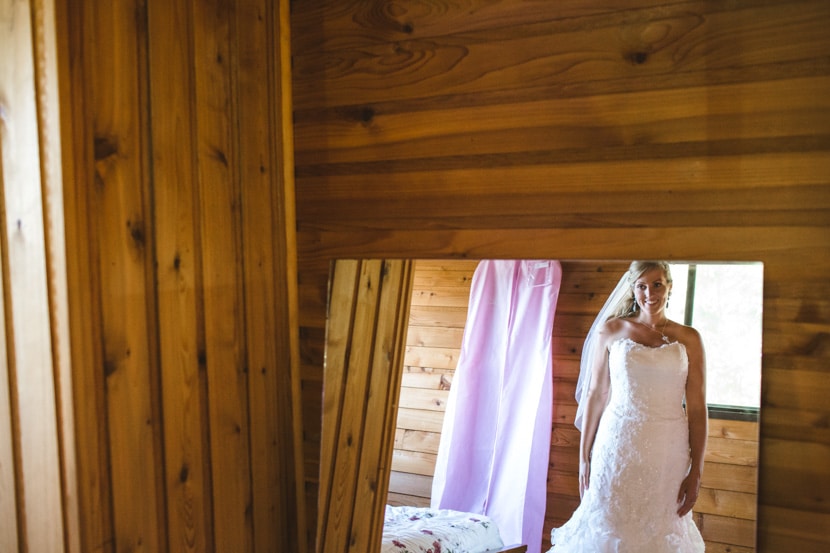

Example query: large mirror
[320,259,762,553]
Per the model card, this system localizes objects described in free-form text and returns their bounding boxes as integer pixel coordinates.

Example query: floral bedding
[381,505,504,553]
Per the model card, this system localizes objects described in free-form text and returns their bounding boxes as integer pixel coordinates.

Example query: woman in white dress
[548,261,707,552]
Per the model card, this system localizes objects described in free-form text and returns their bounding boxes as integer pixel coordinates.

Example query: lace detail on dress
[548,338,705,553]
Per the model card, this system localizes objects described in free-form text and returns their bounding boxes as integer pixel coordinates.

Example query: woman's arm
[678,328,708,517]
[578,326,612,497]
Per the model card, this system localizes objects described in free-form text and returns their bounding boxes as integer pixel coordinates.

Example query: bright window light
[667,263,763,410]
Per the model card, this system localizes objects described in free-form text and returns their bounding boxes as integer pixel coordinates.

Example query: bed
[382,505,528,553]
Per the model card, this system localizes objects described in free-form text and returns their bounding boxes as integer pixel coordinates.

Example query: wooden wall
[291,1,830,552]
[389,260,758,551]
[0,0,77,550]
[57,0,304,552]
[6,1,827,552]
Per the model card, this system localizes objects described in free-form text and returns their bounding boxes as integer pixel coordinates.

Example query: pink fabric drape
[431,260,562,553]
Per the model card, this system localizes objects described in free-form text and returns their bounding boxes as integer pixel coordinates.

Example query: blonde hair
[609,261,673,320]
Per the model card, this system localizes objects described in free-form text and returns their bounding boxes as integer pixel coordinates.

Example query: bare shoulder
[671,322,705,355]
[596,318,628,348]
[672,322,702,343]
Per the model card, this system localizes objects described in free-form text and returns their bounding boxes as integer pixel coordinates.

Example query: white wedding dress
[548,338,705,552]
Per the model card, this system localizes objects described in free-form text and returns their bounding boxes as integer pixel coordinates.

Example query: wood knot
[360,106,375,123]
[127,219,145,247]
[625,51,649,65]
[104,359,117,377]
[94,136,119,160]
[401,22,414,34]
[211,146,229,166]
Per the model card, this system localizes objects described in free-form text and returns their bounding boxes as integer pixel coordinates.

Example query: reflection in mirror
[666,263,763,412]
[322,260,762,553]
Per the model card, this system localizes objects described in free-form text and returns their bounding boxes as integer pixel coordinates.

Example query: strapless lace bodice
[605,338,689,420]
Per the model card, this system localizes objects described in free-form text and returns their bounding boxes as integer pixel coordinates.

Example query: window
[666,263,763,418]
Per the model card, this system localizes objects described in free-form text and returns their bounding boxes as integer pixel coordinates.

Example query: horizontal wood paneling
[291,1,829,108]
[387,260,471,504]
[290,1,830,551]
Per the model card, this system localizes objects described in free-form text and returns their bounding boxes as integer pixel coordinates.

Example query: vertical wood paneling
[0,2,25,550]
[322,261,384,551]
[59,0,303,552]
[60,1,114,549]
[355,260,413,552]
[274,0,310,544]
[88,1,166,550]
[36,0,81,547]
[0,0,65,551]
[317,261,358,538]
[191,1,253,550]
[319,259,413,553]
[235,0,304,550]
[234,2,278,549]
[147,0,211,550]
[0,223,16,552]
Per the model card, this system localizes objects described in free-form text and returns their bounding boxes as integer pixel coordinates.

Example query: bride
[548,261,707,552]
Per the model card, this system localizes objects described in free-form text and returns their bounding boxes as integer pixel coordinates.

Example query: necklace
[634,318,671,344]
